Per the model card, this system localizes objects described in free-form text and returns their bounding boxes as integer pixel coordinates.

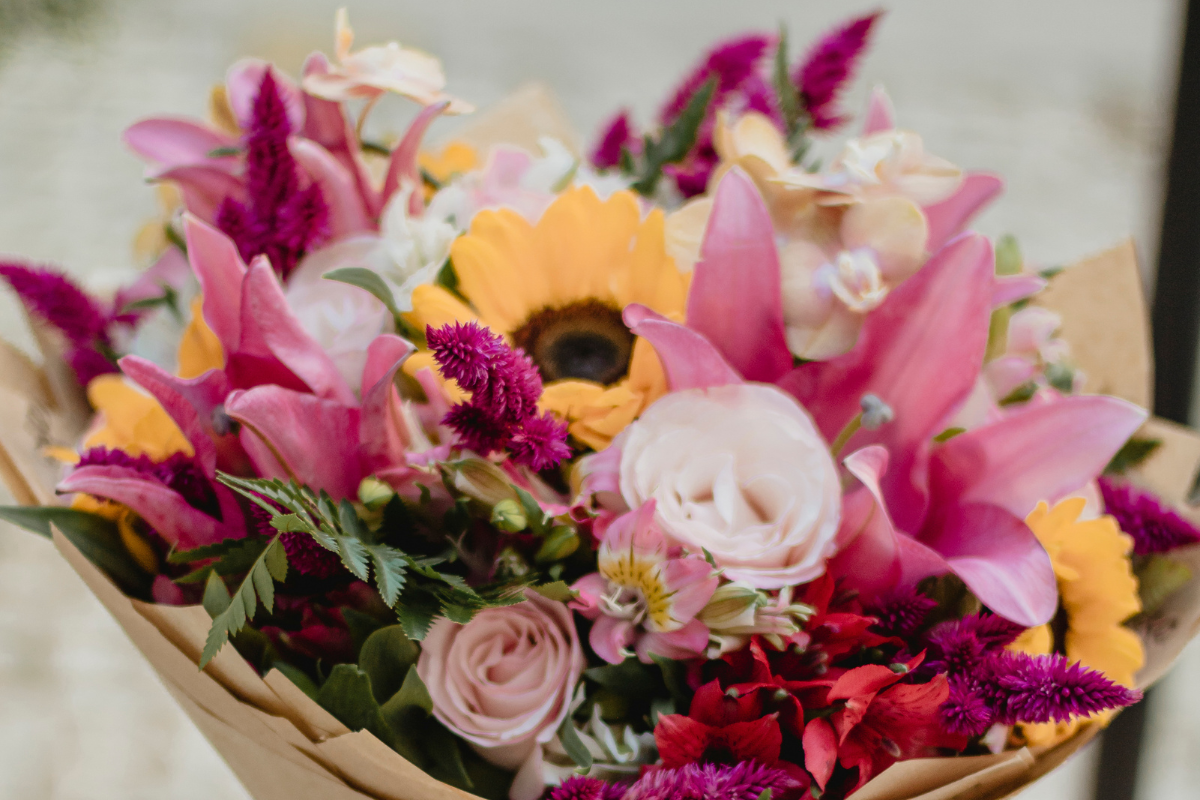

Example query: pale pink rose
[417,589,584,800]
[618,384,842,589]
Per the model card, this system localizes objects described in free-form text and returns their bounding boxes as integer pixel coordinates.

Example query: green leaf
[199,531,286,668]
[316,664,397,746]
[323,268,402,319]
[395,589,440,641]
[173,536,271,583]
[535,526,580,563]
[933,427,966,443]
[382,665,434,717]
[556,715,594,772]
[757,790,774,800]
[0,505,153,596]
[994,234,1023,277]
[1106,437,1163,476]
[369,545,408,607]
[532,581,578,602]
[772,24,803,139]
[631,77,716,195]
[513,486,550,535]
[273,661,319,699]
[359,625,420,704]
[342,607,387,661]
[650,654,691,708]
[207,145,242,158]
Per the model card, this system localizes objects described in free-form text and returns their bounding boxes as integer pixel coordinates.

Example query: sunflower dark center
[510,299,634,385]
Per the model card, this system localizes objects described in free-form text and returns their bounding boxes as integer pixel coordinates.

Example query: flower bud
[490,498,528,532]
[698,582,764,630]
[358,477,395,510]
[535,525,580,563]
[448,458,517,506]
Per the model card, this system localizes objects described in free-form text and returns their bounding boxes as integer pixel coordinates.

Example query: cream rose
[618,384,841,589]
[417,589,584,800]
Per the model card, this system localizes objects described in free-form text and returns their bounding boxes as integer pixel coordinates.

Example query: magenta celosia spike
[660,34,774,124]
[793,11,882,131]
[216,69,328,279]
[939,675,994,737]
[993,651,1141,724]
[590,110,638,171]
[624,760,803,800]
[867,589,938,637]
[425,322,505,393]
[548,776,612,800]
[68,348,121,385]
[509,412,572,471]
[441,403,512,455]
[476,348,543,424]
[0,262,111,344]
[1099,477,1200,555]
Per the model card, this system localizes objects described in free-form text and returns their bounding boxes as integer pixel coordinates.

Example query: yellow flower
[406,186,687,450]
[177,296,224,379]
[420,141,479,185]
[1014,498,1144,747]
[83,375,192,460]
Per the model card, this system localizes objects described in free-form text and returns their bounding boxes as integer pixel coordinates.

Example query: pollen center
[510,299,634,385]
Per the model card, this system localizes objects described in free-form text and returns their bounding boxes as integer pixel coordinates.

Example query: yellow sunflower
[405,185,688,450]
[1012,498,1144,747]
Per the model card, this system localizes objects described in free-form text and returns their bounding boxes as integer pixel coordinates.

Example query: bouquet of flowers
[5,9,1200,800]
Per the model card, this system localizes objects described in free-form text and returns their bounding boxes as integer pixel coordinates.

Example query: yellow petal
[451,209,547,332]
[618,208,690,317]
[84,375,192,459]
[665,198,713,273]
[405,284,479,332]
[177,296,225,378]
[419,141,479,184]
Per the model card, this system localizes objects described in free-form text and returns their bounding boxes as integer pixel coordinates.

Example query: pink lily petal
[114,247,192,311]
[660,557,719,620]
[288,138,373,237]
[239,258,357,405]
[381,100,451,210]
[687,168,792,382]
[226,59,305,132]
[575,433,626,506]
[569,572,607,617]
[155,165,244,224]
[920,500,1056,626]
[623,304,743,391]
[123,118,237,170]
[58,465,237,549]
[360,335,417,474]
[781,233,995,532]
[931,394,1148,520]
[301,52,381,218]
[119,356,219,473]
[589,615,637,665]
[225,385,363,500]
[184,214,246,352]
[861,85,895,135]
[992,273,1047,309]
[923,173,1003,253]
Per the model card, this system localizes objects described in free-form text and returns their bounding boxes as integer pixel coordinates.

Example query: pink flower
[417,589,584,800]
[616,383,842,590]
[571,501,718,664]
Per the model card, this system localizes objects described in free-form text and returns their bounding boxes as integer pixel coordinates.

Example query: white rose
[618,384,841,589]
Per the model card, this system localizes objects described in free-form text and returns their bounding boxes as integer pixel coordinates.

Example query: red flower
[655,680,783,768]
[802,659,966,791]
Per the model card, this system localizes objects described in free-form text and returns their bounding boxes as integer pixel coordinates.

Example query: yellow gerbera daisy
[1012,498,1144,747]
[406,185,689,450]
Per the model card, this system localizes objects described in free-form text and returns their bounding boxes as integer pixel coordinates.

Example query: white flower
[377,189,457,311]
[618,384,842,589]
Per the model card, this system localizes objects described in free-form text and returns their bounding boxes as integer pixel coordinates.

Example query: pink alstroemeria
[572,501,718,664]
[591,171,1146,627]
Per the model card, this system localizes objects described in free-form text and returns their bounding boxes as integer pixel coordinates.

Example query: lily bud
[358,477,395,510]
[698,582,764,630]
[448,458,517,506]
[491,499,528,532]
[535,525,580,563]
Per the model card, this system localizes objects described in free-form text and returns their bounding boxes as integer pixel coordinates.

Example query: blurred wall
[0,2,1189,799]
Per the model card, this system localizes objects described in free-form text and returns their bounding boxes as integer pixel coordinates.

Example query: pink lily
[572,501,719,664]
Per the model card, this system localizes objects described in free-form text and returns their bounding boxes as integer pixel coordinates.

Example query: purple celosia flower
[248,502,343,578]
[77,447,218,517]
[937,650,1141,737]
[216,69,328,279]
[0,262,123,383]
[867,589,938,637]
[427,322,571,469]
[925,613,1024,675]
[1099,477,1200,555]
[590,110,639,171]
[548,776,624,800]
[793,11,882,131]
[623,760,803,800]
[509,412,573,471]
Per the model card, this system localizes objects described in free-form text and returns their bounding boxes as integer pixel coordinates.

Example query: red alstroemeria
[655,679,782,769]
[802,658,966,791]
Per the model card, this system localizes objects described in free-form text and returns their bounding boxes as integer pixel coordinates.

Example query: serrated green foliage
[216,473,526,642]
[173,536,272,583]
[0,505,153,597]
[1106,437,1163,476]
[631,77,717,196]
[198,537,288,668]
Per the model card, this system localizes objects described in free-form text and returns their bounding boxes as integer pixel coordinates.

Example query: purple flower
[793,11,882,131]
[216,69,328,279]
[78,447,218,517]
[867,589,938,637]
[940,674,996,737]
[427,322,571,469]
[548,776,623,800]
[509,412,572,471]
[623,761,804,800]
[1099,477,1200,555]
[925,613,1024,675]
[660,35,774,124]
[590,111,638,171]
[248,502,343,578]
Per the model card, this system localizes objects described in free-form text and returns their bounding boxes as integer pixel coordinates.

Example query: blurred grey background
[0,1,1196,798]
